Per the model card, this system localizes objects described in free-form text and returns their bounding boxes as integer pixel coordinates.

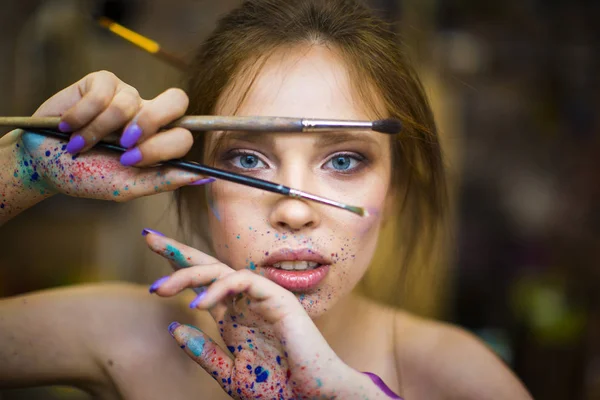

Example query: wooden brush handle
[167,116,302,132]
[0,116,61,129]
[0,116,303,132]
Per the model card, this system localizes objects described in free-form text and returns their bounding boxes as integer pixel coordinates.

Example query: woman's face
[204,46,393,318]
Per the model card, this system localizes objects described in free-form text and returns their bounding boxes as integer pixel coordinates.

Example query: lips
[260,248,332,292]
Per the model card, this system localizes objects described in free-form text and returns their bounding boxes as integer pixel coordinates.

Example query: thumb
[168,322,234,390]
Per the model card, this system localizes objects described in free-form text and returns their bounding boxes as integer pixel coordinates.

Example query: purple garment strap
[362,371,404,399]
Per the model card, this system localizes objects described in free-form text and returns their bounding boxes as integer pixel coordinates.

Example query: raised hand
[143,232,384,400]
[15,70,209,202]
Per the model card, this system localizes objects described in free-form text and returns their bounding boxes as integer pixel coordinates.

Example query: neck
[312,291,364,340]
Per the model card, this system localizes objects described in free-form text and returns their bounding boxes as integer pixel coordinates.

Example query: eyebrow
[216,130,382,149]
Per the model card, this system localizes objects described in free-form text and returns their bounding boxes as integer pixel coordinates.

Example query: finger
[119,127,193,167]
[119,88,189,149]
[110,165,212,202]
[192,270,299,324]
[76,87,142,152]
[168,322,234,392]
[144,234,223,269]
[60,71,119,133]
[151,263,234,297]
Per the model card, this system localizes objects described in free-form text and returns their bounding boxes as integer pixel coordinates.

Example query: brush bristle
[372,119,402,134]
[346,205,369,217]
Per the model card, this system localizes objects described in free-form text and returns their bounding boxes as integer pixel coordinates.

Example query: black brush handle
[25,129,291,195]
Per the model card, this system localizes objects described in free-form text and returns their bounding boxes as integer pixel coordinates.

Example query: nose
[268,196,321,231]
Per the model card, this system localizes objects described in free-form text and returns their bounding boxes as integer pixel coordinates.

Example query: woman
[0,0,532,398]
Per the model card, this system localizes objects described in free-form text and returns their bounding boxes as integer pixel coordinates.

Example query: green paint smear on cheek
[187,335,205,357]
[165,244,190,267]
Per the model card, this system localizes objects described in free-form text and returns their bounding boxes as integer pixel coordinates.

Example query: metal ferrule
[289,188,346,209]
[301,119,373,132]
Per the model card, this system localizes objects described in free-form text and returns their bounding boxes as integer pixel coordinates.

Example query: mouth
[260,248,332,292]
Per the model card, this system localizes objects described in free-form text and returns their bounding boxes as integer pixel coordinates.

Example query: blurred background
[0,0,598,399]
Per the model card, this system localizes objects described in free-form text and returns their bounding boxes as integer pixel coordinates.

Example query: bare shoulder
[394,312,532,400]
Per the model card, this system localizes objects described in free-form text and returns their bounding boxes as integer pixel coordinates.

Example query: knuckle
[124,85,140,98]
[88,92,112,111]
[140,109,161,129]
[96,70,118,81]
[112,93,140,120]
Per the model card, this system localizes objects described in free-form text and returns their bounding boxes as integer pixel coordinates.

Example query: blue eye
[232,152,266,169]
[325,154,362,171]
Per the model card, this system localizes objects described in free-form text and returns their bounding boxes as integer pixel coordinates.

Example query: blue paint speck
[45,150,51,156]
[227,346,235,353]
[113,190,120,196]
[246,364,252,371]
[254,366,269,383]
[316,378,323,387]
[30,172,39,181]
[276,355,281,365]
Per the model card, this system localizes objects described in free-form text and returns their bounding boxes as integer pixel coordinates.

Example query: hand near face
[16,70,209,202]
[145,232,369,400]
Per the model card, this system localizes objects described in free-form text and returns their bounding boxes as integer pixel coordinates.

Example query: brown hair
[177,0,447,310]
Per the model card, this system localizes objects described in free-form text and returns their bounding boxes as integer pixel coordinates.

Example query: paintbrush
[0,116,402,135]
[96,16,189,70]
[21,128,368,217]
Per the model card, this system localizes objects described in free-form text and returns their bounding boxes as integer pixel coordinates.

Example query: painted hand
[15,70,210,201]
[145,232,366,400]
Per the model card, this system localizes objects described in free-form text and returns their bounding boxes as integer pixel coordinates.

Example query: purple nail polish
[120,122,143,148]
[120,147,142,166]
[188,177,216,186]
[189,290,207,308]
[58,121,72,133]
[149,275,170,293]
[142,228,165,237]
[168,321,181,337]
[362,372,403,399]
[66,135,85,154]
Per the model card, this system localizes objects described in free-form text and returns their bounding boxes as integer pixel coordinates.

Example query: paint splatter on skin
[163,244,192,267]
[187,333,206,356]
[158,233,395,400]
[0,130,203,223]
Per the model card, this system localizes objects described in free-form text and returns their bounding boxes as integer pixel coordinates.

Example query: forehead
[216,45,377,120]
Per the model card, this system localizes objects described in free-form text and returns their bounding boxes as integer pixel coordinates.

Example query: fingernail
[168,321,181,337]
[149,275,170,293]
[120,147,142,166]
[66,135,85,154]
[58,121,72,133]
[120,122,143,148]
[189,290,208,309]
[142,228,165,237]
[188,177,216,186]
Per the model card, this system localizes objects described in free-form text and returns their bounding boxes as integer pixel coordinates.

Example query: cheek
[207,182,267,267]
